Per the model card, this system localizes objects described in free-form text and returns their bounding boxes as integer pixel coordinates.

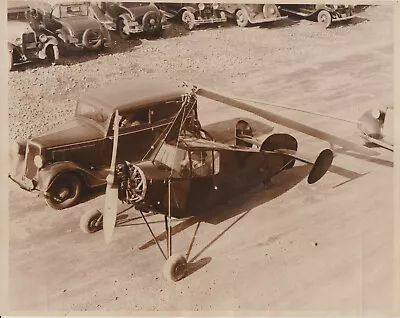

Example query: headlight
[198,3,205,10]
[371,109,382,120]
[39,34,48,43]
[212,3,218,9]
[333,5,338,9]
[34,155,44,168]
[15,38,23,46]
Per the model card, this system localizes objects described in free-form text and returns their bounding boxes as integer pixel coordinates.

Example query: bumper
[332,14,355,22]
[251,15,288,24]
[8,174,36,192]
[194,16,227,25]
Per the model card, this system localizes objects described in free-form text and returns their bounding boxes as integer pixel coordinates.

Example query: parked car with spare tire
[9,79,199,210]
[278,4,355,28]
[220,4,287,27]
[157,3,227,30]
[89,2,166,39]
[30,1,111,53]
[8,1,59,70]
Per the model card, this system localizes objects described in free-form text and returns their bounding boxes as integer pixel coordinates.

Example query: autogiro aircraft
[79,84,377,282]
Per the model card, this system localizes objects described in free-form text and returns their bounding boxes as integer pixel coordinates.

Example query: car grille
[202,5,214,19]
[25,143,41,180]
[22,32,36,44]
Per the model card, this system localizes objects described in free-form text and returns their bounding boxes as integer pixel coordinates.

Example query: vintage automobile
[30,1,111,52]
[8,2,59,70]
[358,106,394,151]
[9,79,198,210]
[157,3,227,30]
[89,2,166,39]
[220,4,287,27]
[278,4,355,28]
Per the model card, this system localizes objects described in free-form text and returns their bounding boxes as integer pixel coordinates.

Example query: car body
[157,3,227,30]
[278,4,355,28]
[89,2,166,39]
[220,4,287,27]
[358,106,394,151]
[30,1,111,52]
[8,1,59,70]
[9,79,197,210]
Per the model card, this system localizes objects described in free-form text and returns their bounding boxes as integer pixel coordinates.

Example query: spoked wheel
[117,18,132,39]
[235,9,249,27]
[80,209,103,234]
[181,10,196,30]
[163,254,187,282]
[45,173,82,210]
[317,10,332,28]
[82,28,105,50]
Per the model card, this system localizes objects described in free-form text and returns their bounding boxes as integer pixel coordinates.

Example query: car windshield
[59,3,89,17]
[7,9,29,21]
[75,102,111,131]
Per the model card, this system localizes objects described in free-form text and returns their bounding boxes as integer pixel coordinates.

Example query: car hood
[60,16,101,34]
[8,20,34,43]
[31,118,104,148]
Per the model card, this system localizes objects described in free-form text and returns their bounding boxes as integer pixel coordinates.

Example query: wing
[196,86,378,156]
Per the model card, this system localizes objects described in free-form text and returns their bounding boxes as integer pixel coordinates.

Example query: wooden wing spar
[195,85,378,157]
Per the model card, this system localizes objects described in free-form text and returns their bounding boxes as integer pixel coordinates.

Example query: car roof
[80,78,187,112]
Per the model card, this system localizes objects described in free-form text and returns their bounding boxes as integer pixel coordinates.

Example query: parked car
[157,3,227,30]
[278,4,355,28]
[89,2,166,39]
[9,79,199,210]
[220,4,287,27]
[30,1,111,53]
[8,1,59,71]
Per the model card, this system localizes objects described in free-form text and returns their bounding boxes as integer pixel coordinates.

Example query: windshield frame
[74,101,113,135]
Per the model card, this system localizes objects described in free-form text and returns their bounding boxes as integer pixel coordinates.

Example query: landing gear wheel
[45,173,82,210]
[163,254,187,282]
[80,209,103,234]
[235,9,249,27]
[117,18,131,40]
[181,10,196,30]
[317,10,332,28]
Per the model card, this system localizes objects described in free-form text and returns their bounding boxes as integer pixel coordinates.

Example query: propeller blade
[103,110,122,244]
[196,86,378,157]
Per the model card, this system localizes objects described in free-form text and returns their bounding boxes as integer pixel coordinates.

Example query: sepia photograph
[2,0,398,315]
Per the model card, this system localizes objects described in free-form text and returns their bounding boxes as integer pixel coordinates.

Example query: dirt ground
[6,5,397,315]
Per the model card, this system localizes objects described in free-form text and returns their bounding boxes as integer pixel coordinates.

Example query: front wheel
[45,173,82,210]
[117,18,132,40]
[317,10,332,28]
[80,209,103,234]
[163,254,187,282]
[181,10,196,30]
[46,45,60,64]
[235,9,249,27]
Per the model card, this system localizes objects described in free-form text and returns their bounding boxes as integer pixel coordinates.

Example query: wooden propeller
[196,86,378,157]
[103,110,122,244]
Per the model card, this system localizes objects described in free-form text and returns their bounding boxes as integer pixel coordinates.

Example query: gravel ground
[8,5,392,141]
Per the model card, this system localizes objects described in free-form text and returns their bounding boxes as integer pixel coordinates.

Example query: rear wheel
[143,11,162,35]
[82,28,105,50]
[317,10,332,28]
[235,9,249,27]
[45,173,82,210]
[181,10,196,30]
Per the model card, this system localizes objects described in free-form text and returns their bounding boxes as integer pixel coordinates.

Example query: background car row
[8,1,358,71]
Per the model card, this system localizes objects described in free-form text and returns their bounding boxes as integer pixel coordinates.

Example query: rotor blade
[196,86,378,156]
[103,110,122,244]
[233,96,359,124]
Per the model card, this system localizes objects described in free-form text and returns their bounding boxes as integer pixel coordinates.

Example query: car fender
[55,28,69,43]
[119,12,133,23]
[181,6,196,14]
[37,161,104,191]
[234,5,251,20]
